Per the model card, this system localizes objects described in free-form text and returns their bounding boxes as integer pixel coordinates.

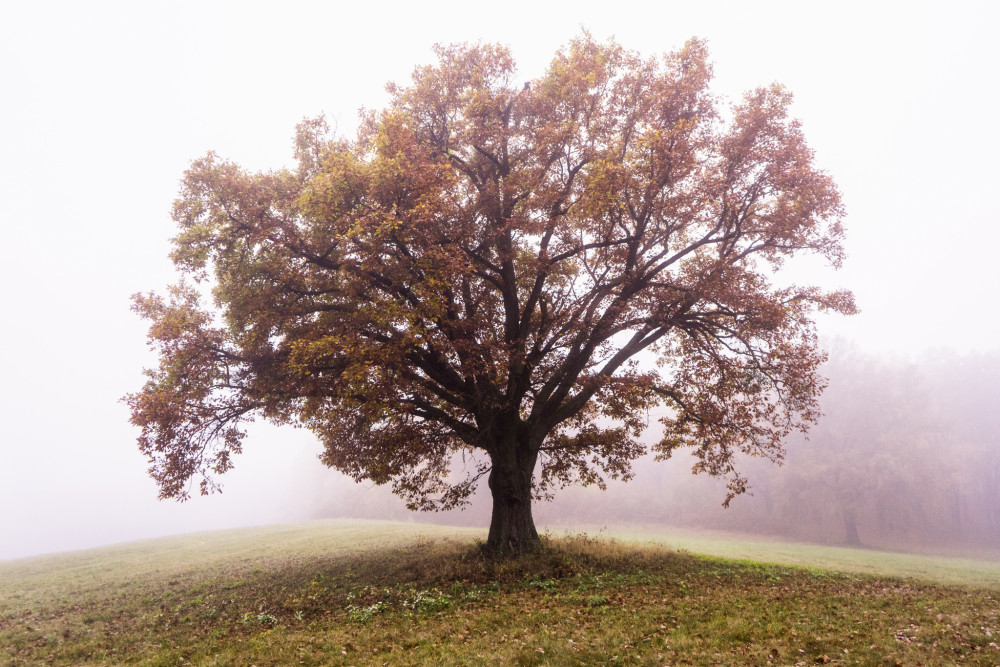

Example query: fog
[287,343,1000,556]
[2,0,999,561]
[539,344,1000,555]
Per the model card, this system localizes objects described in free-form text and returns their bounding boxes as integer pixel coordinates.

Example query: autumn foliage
[127,35,854,555]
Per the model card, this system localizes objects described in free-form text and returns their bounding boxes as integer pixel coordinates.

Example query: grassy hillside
[3,520,1000,665]
[585,525,1000,590]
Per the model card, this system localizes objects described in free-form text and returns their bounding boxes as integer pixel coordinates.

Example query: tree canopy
[127,35,854,555]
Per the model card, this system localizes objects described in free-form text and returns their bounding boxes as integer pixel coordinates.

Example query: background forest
[315,343,1000,554]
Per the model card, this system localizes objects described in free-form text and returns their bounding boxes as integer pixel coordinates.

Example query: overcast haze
[2,0,998,560]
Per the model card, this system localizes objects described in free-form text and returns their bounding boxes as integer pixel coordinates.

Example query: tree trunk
[484,451,541,557]
[843,507,861,546]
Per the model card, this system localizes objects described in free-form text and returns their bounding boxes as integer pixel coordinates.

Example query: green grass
[3,519,1000,665]
[566,524,1000,590]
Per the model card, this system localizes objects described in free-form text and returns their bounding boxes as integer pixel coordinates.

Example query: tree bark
[484,450,541,556]
[843,507,861,546]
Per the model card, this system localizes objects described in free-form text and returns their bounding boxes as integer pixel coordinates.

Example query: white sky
[1,0,998,560]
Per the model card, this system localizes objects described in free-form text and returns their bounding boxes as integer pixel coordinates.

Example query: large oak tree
[127,36,854,555]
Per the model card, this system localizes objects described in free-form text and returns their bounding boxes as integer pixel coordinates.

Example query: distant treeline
[312,343,1000,555]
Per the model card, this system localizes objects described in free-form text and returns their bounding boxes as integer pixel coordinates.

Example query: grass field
[3,519,1000,665]
[564,525,1000,590]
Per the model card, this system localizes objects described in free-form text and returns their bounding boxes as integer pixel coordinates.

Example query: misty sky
[1,0,998,560]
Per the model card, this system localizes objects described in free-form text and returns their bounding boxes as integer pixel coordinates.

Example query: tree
[754,345,957,548]
[127,35,854,556]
